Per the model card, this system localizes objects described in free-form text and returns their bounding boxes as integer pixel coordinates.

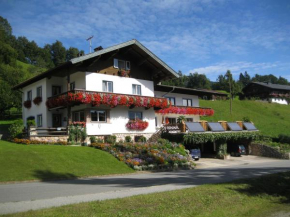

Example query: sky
[1,0,290,81]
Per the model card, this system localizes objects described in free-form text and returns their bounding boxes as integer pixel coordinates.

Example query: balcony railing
[46,89,170,110]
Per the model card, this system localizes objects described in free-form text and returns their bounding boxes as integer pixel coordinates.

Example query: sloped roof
[155,84,228,96]
[13,39,178,90]
[244,82,290,91]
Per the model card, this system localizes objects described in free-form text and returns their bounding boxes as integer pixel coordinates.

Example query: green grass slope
[0,141,134,182]
[200,99,290,137]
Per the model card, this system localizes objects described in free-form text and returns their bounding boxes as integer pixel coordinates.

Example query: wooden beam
[88,55,102,67]
[138,56,149,66]
[107,49,120,60]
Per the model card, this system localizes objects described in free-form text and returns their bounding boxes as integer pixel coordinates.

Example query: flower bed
[23,100,32,109]
[126,119,148,130]
[90,141,194,170]
[33,96,42,105]
[13,138,68,145]
[156,106,214,116]
[46,92,170,109]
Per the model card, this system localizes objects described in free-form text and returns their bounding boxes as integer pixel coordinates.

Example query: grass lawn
[200,99,290,137]
[0,140,134,182]
[4,171,290,217]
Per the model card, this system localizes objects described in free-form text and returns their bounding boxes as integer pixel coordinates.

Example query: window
[37,115,42,127]
[132,84,141,95]
[183,98,192,107]
[186,118,193,122]
[128,111,142,121]
[102,81,113,92]
[113,59,130,70]
[73,111,85,122]
[70,82,75,91]
[90,110,107,122]
[166,97,175,106]
[27,90,32,101]
[52,86,61,96]
[36,86,42,97]
[167,118,176,124]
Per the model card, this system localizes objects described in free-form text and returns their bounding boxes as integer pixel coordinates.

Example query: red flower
[24,100,32,109]
[126,119,149,130]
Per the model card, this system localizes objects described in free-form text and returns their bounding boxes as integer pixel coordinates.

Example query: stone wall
[30,136,68,143]
[249,143,290,160]
[90,133,153,144]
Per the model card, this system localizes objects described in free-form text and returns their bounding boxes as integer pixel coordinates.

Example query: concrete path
[0,156,289,215]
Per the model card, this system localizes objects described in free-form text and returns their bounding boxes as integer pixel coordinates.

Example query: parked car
[228,144,246,157]
[190,148,201,161]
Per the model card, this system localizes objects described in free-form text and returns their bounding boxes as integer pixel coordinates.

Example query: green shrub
[242,116,251,122]
[27,119,36,127]
[8,120,24,139]
[105,135,117,144]
[68,125,87,145]
[277,134,290,144]
[137,135,146,143]
[157,138,170,146]
[125,136,132,143]
[90,136,96,144]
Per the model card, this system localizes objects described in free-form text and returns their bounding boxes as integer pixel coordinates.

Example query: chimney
[94,46,103,52]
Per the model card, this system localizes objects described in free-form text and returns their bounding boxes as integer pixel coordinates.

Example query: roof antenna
[86,36,94,53]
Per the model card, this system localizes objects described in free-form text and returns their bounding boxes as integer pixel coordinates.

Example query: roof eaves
[70,39,179,78]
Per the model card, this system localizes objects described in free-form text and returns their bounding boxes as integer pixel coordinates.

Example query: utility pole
[226,70,233,115]
[86,36,94,53]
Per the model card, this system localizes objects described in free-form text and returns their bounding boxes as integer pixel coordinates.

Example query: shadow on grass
[230,171,290,204]
[33,170,77,181]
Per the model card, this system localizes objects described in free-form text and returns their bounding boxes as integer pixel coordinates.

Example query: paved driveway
[195,155,283,169]
[0,156,289,215]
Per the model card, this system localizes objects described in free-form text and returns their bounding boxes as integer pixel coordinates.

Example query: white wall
[86,106,156,135]
[22,78,47,127]
[86,72,154,97]
[271,98,288,105]
[154,91,199,107]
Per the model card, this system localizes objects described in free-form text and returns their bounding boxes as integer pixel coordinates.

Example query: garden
[90,136,195,171]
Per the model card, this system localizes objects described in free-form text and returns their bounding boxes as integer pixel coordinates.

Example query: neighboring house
[13,39,214,141]
[243,82,290,105]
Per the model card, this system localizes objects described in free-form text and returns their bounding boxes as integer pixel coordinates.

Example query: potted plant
[217,143,230,160]
[177,116,186,132]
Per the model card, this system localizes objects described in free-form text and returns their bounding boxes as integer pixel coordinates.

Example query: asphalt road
[0,156,289,215]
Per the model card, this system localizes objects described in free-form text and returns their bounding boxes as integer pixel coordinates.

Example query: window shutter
[126,61,130,70]
[113,59,118,68]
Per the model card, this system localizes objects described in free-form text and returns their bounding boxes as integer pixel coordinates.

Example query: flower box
[126,119,149,130]
[118,70,130,77]
[24,100,32,109]
[33,96,42,105]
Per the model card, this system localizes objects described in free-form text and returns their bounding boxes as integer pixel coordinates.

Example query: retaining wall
[249,143,290,160]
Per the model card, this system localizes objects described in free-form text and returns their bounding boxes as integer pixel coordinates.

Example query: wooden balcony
[46,89,170,110]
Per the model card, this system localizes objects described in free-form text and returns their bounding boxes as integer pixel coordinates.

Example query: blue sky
[1,0,290,81]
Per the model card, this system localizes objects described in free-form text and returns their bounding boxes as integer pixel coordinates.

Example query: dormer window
[114,59,130,70]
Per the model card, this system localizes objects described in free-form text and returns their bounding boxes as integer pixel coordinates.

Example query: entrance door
[52,114,62,127]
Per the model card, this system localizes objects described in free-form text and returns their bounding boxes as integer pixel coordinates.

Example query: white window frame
[73,111,85,122]
[183,98,192,107]
[128,111,143,121]
[166,97,175,106]
[132,84,141,95]
[27,90,32,101]
[113,58,130,70]
[37,114,42,127]
[90,110,107,122]
[102,80,113,93]
[36,86,42,97]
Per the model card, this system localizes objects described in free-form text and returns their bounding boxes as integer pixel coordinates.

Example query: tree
[225,70,234,114]
[66,47,81,61]
[239,71,251,87]
[50,40,66,66]
[186,72,211,89]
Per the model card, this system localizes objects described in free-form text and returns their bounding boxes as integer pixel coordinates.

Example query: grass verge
[4,171,290,217]
[0,141,134,182]
[200,99,290,137]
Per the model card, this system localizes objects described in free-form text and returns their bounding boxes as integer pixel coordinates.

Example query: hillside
[199,99,290,137]
[0,141,134,182]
